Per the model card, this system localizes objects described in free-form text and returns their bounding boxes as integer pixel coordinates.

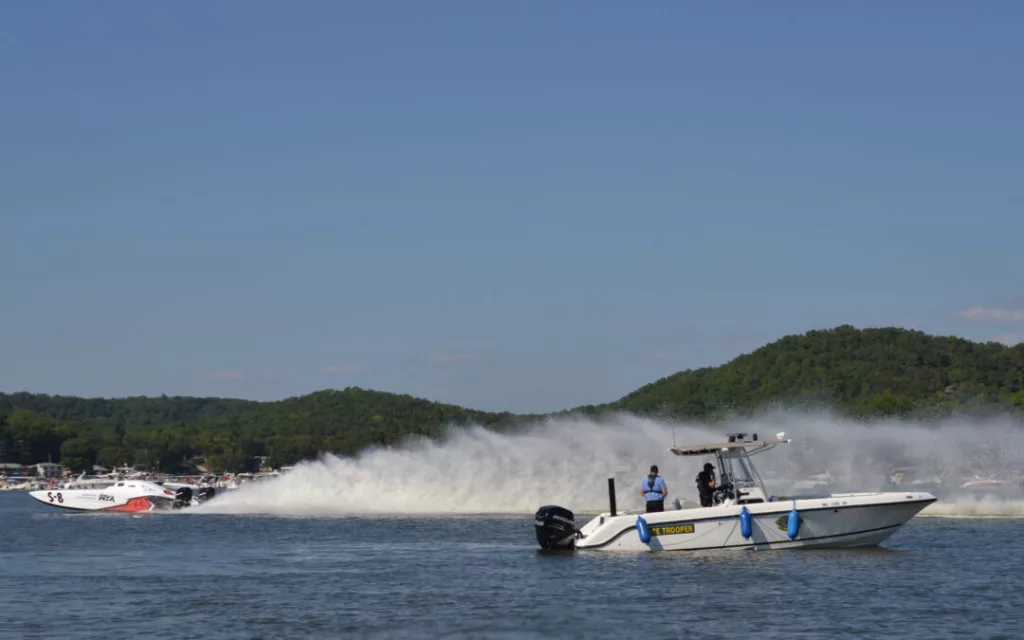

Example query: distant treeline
[0,388,529,474]
[3,326,1023,473]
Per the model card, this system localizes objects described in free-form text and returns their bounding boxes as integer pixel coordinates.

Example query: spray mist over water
[197,411,1024,517]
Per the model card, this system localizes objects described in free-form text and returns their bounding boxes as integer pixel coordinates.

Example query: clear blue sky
[2,2,1022,413]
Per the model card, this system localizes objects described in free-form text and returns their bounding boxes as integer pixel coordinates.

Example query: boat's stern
[169,485,217,509]
[534,505,579,550]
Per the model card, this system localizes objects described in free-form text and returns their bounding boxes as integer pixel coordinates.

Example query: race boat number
[47,492,64,504]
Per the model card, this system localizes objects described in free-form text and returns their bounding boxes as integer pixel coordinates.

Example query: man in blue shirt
[641,464,668,512]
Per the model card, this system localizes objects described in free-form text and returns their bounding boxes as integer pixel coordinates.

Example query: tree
[60,438,96,473]
[1012,390,1024,411]
[207,450,257,474]
[869,389,916,417]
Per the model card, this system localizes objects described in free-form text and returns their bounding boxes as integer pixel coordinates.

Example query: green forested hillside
[612,325,1024,418]
[1,391,260,426]
[3,326,1023,473]
[0,388,526,473]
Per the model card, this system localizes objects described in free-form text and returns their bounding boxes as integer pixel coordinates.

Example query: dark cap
[704,463,714,471]
[650,464,658,473]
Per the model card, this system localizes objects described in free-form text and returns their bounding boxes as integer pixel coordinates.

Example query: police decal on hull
[648,522,696,536]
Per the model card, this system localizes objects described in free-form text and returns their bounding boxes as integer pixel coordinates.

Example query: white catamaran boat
[28,479,216,513]
[534,432,936,552]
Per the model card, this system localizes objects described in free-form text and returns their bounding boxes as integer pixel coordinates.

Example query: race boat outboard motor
[534,505,577,550]
[197,486,216,503]
[173,486,193,509]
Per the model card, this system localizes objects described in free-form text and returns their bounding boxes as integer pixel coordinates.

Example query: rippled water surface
[1,493,1020,639]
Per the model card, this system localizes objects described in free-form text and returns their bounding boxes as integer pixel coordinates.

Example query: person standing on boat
[641,465,668,512]
[696,462,717,507]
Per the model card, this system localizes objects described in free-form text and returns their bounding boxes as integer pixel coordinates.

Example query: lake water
[0,493,1020,640]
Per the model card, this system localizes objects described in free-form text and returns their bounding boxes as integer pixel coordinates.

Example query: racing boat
[534,432,936,552]
[28,478,215,513]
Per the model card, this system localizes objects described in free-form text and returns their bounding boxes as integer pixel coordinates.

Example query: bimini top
[669,433,791,457]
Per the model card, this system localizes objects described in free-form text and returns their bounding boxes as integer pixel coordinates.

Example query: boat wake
[197,414,708,516]
[921,497,1024,518]
[194,410,1024,518]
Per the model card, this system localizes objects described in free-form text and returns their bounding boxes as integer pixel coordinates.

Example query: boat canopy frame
[669,432,792,505]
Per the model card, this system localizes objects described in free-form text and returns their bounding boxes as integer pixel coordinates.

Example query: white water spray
[197,410,1024,517]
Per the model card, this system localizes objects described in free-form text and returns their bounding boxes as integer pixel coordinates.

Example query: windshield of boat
[731,456,756,484]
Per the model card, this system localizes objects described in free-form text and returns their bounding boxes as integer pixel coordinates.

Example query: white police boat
[534,432,936,552]
[29,479,215,513]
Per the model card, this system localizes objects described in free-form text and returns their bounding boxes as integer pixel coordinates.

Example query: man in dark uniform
[641,464,668,512]
[696,462,716,507]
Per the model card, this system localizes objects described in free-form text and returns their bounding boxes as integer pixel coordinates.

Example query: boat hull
[573,491,936,552]
[28,486,177,513]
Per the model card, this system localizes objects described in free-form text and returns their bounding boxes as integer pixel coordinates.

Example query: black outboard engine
[197,486,216,503]
[534,505,577,550]
[173,486,193,509]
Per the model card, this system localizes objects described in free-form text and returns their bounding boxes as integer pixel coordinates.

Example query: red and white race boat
[28,479,215,513]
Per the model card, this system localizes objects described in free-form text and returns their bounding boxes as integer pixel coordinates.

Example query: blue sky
[2,1,1022,413]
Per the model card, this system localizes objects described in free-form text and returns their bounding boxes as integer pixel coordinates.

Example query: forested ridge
[611,325,1024,419]
[3,326,1023,473]
[0,388,531,474]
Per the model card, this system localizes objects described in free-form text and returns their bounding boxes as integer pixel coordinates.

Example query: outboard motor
[197,486,216,503]
[534,505,577,550]
[173,486,193,509]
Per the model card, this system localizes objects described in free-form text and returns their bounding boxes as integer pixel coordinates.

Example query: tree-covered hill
[611,325,1024,418]
[178,387,533,468]
[0,387,529,473]
[3,325,1023,473]
[0,391,260,428]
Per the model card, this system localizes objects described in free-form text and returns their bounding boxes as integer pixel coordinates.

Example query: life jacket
[644,474,661,495]
[695,470,713,494]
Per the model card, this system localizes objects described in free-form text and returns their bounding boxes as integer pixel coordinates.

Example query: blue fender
[636,515,651,544]
[787,508,800,540]
[739,506,752,539]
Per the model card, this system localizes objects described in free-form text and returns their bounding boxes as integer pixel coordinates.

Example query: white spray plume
[196,410,1024,517]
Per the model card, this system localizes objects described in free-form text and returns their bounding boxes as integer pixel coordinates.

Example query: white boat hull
[29,488,173,512]
[26,480,211,513]
[572,492,936,552]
